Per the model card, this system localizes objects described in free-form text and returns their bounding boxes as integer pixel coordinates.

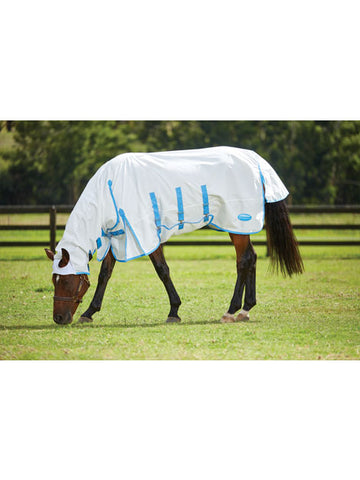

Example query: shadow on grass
[0,319,258,331]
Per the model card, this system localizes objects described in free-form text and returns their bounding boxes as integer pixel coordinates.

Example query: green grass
[0,236,359,359]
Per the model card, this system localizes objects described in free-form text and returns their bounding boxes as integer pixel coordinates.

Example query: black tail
[265,200,304,277]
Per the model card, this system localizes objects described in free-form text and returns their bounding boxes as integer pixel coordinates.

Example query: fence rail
[1,205,360,251]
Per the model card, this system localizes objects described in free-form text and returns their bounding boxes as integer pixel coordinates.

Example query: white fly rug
[54,146,289,274]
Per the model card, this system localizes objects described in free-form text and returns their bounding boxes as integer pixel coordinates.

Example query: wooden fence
[0,205,360,252]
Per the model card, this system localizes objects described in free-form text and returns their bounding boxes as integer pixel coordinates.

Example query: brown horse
[46,147,304,325]
[45,199,303,325]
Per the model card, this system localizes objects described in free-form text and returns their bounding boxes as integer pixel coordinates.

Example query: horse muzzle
[53,311,73,325]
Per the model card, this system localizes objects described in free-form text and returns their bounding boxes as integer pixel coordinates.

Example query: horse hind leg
[239,243,257,320]
[221,234,257,323]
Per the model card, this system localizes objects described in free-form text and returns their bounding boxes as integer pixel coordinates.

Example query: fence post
[50,205,57,252]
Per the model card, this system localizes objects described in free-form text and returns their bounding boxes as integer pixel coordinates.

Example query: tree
[1,120,359,205]
[1,121,147,204]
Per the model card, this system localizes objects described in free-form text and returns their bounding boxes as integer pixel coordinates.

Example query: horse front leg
[77,250,116,324]
[221,234,257,323]
[149,245,182,323]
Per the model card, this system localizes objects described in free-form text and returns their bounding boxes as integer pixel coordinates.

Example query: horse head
[45,248,90,324]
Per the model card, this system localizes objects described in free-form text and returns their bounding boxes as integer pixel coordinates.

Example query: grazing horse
[45,146,304,325]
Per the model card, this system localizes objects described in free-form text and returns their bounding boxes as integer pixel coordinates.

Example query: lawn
[0,235,359,359]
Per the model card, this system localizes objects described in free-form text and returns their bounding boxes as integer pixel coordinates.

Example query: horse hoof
[77,316,93,324]
[166,316,181,323]
[220,313,236,323]
[236,311,250,322]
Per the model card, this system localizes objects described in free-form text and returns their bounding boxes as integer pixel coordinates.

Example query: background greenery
[1,120,360,205]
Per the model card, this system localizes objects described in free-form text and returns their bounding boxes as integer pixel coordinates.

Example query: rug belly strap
[201,184,210,222]
[150,192,161,231]
[176,186,184,230]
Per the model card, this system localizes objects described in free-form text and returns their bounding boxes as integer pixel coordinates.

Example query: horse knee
[99,261,114,281]
[99,270,112,284]
[154,263,170,282]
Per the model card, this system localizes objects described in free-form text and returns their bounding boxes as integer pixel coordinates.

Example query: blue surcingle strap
[107,179,121,230]
[96,225,125,251]
[201,184,209,221]
[150,192,161,230]
[175,186,184,230]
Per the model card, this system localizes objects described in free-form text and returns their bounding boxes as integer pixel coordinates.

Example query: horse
[45,146,304,325]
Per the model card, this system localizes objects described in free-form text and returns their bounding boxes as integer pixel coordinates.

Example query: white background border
[1,1,359,479]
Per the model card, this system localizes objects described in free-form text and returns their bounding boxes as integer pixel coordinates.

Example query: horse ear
[45,248,54,261]
[59,248,70,268]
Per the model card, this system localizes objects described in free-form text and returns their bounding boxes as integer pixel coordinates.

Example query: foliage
[0,121,146,204]
[0,120,359,204]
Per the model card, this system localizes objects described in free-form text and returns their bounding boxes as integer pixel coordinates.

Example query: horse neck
[58,199,103,272]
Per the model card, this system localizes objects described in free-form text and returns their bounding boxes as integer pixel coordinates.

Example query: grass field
[0,220,359,359]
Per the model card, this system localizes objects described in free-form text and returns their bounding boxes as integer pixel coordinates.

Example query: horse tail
[265,200,304,277]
